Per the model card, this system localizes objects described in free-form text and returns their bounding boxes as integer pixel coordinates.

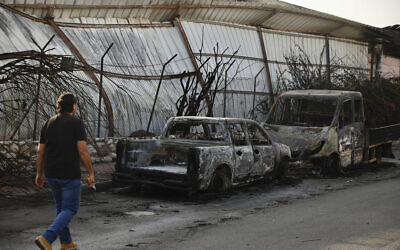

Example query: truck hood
[264,125,328,158]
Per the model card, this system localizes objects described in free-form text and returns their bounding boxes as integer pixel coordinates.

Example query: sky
[282,0,400,28]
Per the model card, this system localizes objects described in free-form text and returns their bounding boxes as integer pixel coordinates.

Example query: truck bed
[369,124,400,145]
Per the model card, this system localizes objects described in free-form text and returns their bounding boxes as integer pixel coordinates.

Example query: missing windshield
[268,97,337,127]
[166,122,225,141]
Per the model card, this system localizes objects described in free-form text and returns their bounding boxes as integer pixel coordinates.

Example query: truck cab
[263,90,398,174]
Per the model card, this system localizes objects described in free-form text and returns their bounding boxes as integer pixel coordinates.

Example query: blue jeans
[43,178,81,244]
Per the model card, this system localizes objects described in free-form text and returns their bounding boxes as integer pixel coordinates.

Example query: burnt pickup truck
[263,90,400,174]
[113,117,291,192]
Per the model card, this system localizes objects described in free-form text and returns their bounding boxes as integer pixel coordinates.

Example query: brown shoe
[60,241,77,250]
[35,236,52,250]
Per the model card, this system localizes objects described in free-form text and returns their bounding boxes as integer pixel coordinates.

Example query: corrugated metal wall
[0,6,370,139]
[261,28,368,89]
[60,24,195,136]
[181,21,269,120]
[329,37,368,68]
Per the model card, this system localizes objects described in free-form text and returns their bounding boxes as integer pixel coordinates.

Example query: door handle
[236,150,242,156]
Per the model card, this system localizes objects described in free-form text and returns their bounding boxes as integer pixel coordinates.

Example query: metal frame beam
[257,26,274,106]
[174,17,214,117]
[5,3,376,37]
[0,2,45,23]
[47,18,115,137]
[57,22,173,29]
[253,9,277,26]
[323,23,346,36]
[325,36,331,84]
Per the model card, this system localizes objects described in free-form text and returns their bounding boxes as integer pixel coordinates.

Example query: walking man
[35,92,95,250]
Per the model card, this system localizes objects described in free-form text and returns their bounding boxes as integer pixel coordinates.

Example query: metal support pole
[146,54,177,133]
[32,56,43,139]
[48,18,115,136]
[252,67,264,120]
[370,42,375,81]
[223,63,233,117]
[257,26,274,107]
[32,35,55,139]
[97,43,114,138]
[10,99,36,140]
[374,41,383,81]
[325,36,331,84]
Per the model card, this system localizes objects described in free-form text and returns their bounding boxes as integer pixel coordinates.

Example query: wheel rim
[324,156,342,176]
[209,169,229,193]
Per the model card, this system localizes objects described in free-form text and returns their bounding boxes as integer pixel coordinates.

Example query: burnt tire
[273,158,289,179]
[375,146,383,164]
[208,168,231,193]
[323,155,342,176]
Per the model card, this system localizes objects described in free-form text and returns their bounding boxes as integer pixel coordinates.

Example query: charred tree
[175,42,240,117]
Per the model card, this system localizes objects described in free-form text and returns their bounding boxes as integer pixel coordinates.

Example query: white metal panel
[181,21,263,60]
[0,6,70,55]
[329,37,368,69]
[262,28,326,65]
[61,25,193,76]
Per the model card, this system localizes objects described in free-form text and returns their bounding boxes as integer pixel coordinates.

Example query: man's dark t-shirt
[39,114,87,179]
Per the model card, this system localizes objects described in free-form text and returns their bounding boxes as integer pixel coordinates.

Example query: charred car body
[113,117,291,192]
[263,90,400,174]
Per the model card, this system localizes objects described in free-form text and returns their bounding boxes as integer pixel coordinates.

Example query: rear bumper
[112,170,193,191]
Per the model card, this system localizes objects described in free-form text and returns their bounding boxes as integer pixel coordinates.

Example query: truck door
[338,99,355,167]
[228,123,254,180]
[247,123,275,176]
[353,97,365,164]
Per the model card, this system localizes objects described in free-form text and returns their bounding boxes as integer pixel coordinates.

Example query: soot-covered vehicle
[263,90,400,175]
[112,117,291,192]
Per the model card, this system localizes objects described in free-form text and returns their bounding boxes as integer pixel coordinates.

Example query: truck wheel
[375,147,382,164]
[323,155,342,176]
[208,168,231,193]
[273,157,289,179]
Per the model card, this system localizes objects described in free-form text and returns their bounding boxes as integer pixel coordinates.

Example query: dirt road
[0,160,399,250]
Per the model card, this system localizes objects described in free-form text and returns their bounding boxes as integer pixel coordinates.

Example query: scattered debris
[125,211,156,216]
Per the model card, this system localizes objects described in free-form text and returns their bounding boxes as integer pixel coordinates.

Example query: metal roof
[0,0,381,42]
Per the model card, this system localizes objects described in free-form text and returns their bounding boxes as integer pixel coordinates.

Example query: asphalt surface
[158,175,400,250]
[0,159,399,250]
